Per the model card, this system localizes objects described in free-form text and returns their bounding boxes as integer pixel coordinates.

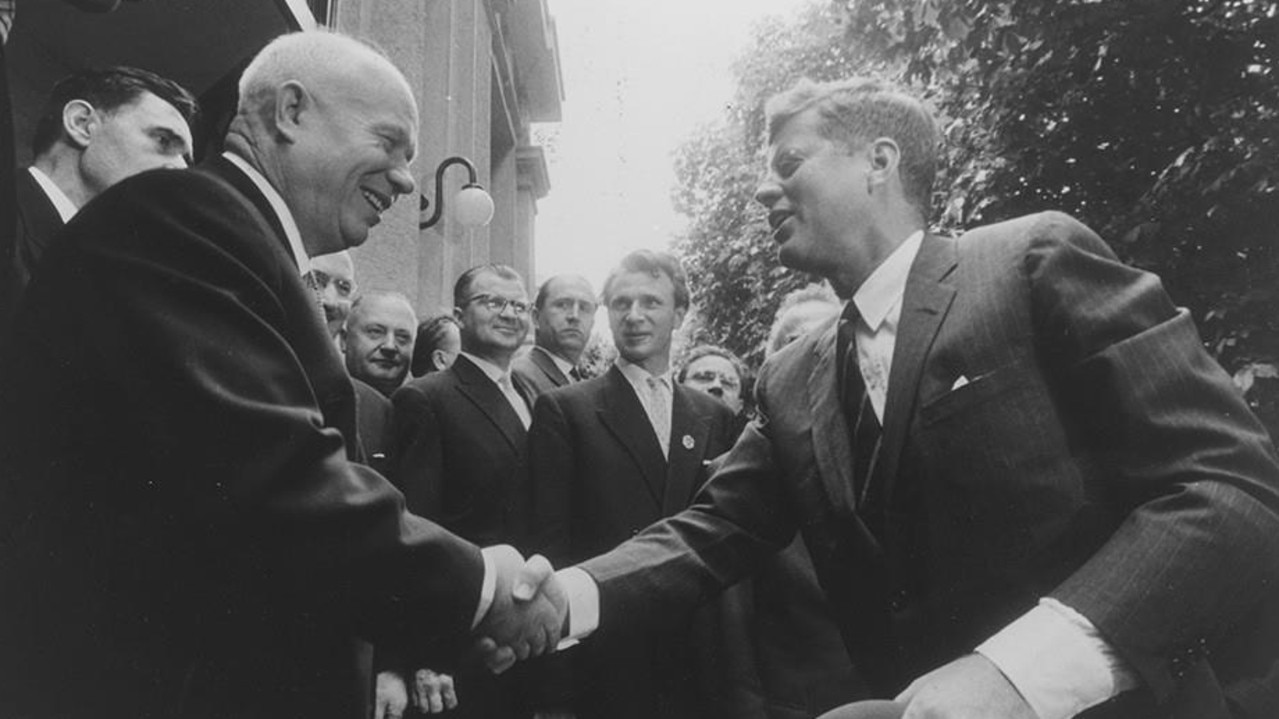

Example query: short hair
[32,66,199,156]
[602,250,690,310]
[534,274,592,311]
[766,282,841,356]
[411,314,459,377]
[677,344,747,386]
[453,264,525,308]
[348,290,416,326]
[238,30,408,121]
[765,77,939,217]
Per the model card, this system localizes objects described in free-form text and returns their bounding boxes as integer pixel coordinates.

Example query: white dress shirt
[561,229,1136,719]
[28,166,79,223]
[460,351,533,428]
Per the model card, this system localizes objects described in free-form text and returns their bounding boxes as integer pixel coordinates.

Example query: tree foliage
[672,0,1279,429]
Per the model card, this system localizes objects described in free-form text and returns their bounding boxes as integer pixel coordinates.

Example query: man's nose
[388,164,416,198]
[754,178,781,208]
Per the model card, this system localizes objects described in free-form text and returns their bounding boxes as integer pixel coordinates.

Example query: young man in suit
[526,250,738,719]
[391,263,537,718]
[513,273,597,398]
[534,78,1279,719]
[11,65,197,298]
[0,31,562,719]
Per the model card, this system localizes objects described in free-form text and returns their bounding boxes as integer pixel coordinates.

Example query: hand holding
[476,546,567,673]
[411,668,458,714]
[895,654,1035,719]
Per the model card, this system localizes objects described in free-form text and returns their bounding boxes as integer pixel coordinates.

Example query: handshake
[474,545,570,674]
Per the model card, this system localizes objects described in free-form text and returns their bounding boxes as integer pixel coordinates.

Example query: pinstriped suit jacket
[581,211,1279,718]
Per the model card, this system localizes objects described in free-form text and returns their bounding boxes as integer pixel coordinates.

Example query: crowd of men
[1,23,1277,719]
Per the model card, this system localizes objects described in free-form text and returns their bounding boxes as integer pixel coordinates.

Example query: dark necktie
[836,302,883,508]
[568,367,583,383]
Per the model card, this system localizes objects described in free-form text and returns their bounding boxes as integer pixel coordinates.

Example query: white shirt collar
[615,357,671,387]
[460,351,511,384]
[535,345,577,378]
[854,230,924,331]
[27,166,79,223]
[222,151,310,277]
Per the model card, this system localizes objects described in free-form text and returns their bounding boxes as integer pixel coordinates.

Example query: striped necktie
[837,302,883,509]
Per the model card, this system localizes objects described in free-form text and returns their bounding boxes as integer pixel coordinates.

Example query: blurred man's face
[78,91,192,198]
[534,276,596,363]
[681,354,743,414]
[310,252,356,338]
[343,295,416,394]
[456,272,530,365]
[607,270,685,375]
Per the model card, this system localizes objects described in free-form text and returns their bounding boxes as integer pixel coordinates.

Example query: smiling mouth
[361,187,392,214]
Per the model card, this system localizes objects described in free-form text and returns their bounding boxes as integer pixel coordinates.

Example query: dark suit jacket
[390,354,533,547]
[528,366,737,719]
[11,167,65,298]
[0,158,487,719]
[353,376,394,475]
[579,212,1279,718]
[512,345,573,400]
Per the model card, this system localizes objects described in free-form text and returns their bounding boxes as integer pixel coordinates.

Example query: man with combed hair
[0,30,561,719]
[531,77,1279,719]
[10,65,197,299]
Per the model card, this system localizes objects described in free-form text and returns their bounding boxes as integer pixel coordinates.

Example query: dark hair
[602,250,689,310]
[411,314,459,377]
[453,264,525,309]
[765,77,939,219]
[677,344,747,386]
[32,66,199,156]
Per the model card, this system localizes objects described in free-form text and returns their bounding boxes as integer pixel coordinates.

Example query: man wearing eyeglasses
[524,250,738,719]
[390,263,536,719]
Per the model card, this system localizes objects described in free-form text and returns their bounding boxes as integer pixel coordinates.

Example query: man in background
[526,250,737,719]
[411,314,461,377]
[312,249,357,340]
[513,274,596,399]
[11,65,196,299]
[343,290,417,398]
[392,263,536,719]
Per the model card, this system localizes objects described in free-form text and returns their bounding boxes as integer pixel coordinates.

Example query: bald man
[0,30,562,719]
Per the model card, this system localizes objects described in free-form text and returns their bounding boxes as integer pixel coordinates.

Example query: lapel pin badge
[682,435,695,450]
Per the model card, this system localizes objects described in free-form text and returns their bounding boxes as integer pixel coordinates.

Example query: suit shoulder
[959,211,1112,261]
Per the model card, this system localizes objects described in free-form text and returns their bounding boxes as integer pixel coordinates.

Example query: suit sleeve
[26,171,487,663]
[390,384,446,520]
[577,377,799,639]
[1024,212,1279,700]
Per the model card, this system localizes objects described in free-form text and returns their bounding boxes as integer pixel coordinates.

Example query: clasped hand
[475,545,568,674]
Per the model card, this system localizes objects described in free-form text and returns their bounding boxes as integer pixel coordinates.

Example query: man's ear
[432,349,450,371]
[62,100,97,150]
[673,306,687,330]
[273,81,309,143]
[867,137,900,191]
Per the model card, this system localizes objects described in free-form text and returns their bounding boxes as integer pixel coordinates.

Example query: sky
[530,0,814,290]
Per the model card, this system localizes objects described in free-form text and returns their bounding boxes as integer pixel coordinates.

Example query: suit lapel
[807,320,859,515]
[531,347,571,388]
[596,366,666,508]
[203,156,292,257]
[452,355,527,453]
[14,170,65,265]
[661,386,712,515]
[877,233,958,501]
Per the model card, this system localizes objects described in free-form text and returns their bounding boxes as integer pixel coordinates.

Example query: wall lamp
[419,156,496,230]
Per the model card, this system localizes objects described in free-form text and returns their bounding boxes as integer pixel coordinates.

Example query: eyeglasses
[686,370,741,391]
[312,270,355,298]
[466,294,531,316]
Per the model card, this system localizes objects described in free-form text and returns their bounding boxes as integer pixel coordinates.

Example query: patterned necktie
[498,373,532,429]
[645,375,672,459]
[837,302,883,508]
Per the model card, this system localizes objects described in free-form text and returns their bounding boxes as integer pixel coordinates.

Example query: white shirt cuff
[975,598,1137,719]
[471,548,497,629]
[554,566,599,649]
